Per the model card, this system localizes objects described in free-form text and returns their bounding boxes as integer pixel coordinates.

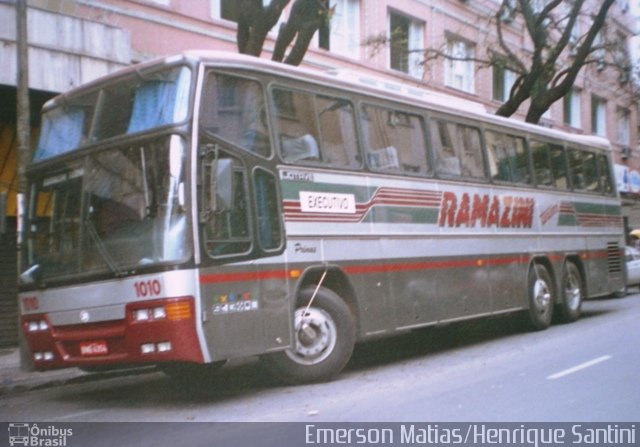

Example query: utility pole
[16,0,31,369]
[16,0,30,258]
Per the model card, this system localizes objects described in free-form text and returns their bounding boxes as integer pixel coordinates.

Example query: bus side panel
[390,262,440,329]
[199,262,291,361]
[433,250,493,323]
[585,235,625,297]
[488,250,529,313]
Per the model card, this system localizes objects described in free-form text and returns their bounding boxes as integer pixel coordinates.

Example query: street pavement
[1,290,637,398]
[0,347,88,396]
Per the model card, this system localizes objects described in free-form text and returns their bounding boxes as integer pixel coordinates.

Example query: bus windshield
[23,135,191,283]
[34,65,191,161]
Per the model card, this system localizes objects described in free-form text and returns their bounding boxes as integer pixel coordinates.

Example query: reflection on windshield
[34,66,191,162]
[24,136,191,282]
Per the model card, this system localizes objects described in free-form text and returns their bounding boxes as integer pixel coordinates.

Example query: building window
[319,0,360,59]
[591,96,607,137]
[617,108,630,145]
[492,64,516,102]
[563,89,581,128]
[445,38,475,93]
[389,11,424,78]
[212,0,271,21]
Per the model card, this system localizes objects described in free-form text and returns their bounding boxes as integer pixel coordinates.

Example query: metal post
[16,0,29,260]
[16,0,32,370]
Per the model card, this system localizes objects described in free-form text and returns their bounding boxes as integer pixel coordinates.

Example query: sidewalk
[0,347,88,396]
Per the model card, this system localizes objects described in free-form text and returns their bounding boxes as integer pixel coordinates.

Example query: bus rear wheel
[263,286,355,384]
[557,262,583,323]
[526,263,554,330]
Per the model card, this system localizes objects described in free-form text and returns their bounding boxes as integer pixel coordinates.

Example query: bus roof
[44,50,612,152]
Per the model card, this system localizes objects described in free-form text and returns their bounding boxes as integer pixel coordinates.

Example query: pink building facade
[68,0,638,175]
[1,0,637,221]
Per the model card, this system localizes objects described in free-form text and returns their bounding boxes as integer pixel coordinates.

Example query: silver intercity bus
[19,51,625,383]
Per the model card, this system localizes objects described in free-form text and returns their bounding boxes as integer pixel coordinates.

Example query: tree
[236,0,333,66]
[490,0,620,124]
[367,0,629,124]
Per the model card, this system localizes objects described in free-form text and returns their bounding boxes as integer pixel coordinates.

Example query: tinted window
[361,105,429,175]
[254,168,283,251]
[92,66,191,141]
[431,119,485,179]
[568,148,599,192]
[272,88,360,168]
[201,73,271,158]
[597,154,614,195]
[35,66,191,162]
[531,140,569,190]
[201,151,251,257]
[486,131,531,184]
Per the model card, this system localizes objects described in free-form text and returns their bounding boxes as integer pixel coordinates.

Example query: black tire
[557,262,583,323]
[525,263,554,330]
[613,285,628,298]
[262,286,356,384]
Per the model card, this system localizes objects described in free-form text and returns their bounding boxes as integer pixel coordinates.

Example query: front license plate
[79,340,109,356]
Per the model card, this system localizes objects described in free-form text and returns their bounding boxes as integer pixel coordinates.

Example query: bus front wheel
[263,286,356,384]
[526,263,554,330]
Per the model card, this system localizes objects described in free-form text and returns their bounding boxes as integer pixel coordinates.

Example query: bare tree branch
[237,0,291,57]
[362,1,627,123]
[495,1,526,74]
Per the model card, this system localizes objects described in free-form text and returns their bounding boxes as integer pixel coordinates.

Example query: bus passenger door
[198,142,290,361]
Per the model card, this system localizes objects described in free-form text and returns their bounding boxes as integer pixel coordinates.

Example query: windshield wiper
[84,219,123,276]
[20,264,42,285]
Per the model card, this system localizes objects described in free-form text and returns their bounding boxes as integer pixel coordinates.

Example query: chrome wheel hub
[286,307,337,365]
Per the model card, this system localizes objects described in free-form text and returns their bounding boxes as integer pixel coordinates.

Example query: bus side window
[531,140,554,187]
[431,120,461,176]
[457,125,486,179]
[361,105,429,175]
[272,89,322,163]
[316,96,360,168]
[431,120,485,179]
[254,168,283,251]
[201,152,252,257]
[582,151,600,193]
[549,144,569,190]
[568,148,595,192]
[201,72,272,158]
[486,131,530,184]
[597,154,614,195]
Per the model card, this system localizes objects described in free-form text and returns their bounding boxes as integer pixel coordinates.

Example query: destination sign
[299,191,357,214]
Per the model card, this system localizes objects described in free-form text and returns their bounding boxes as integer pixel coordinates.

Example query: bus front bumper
[21,297,204,371]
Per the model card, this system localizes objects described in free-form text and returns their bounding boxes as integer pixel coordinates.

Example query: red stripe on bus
[199,251,611,284]
[343,256,524,275]
[200,270,290,284]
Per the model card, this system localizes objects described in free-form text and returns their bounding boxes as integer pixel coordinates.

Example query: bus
[18,51,625,384]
